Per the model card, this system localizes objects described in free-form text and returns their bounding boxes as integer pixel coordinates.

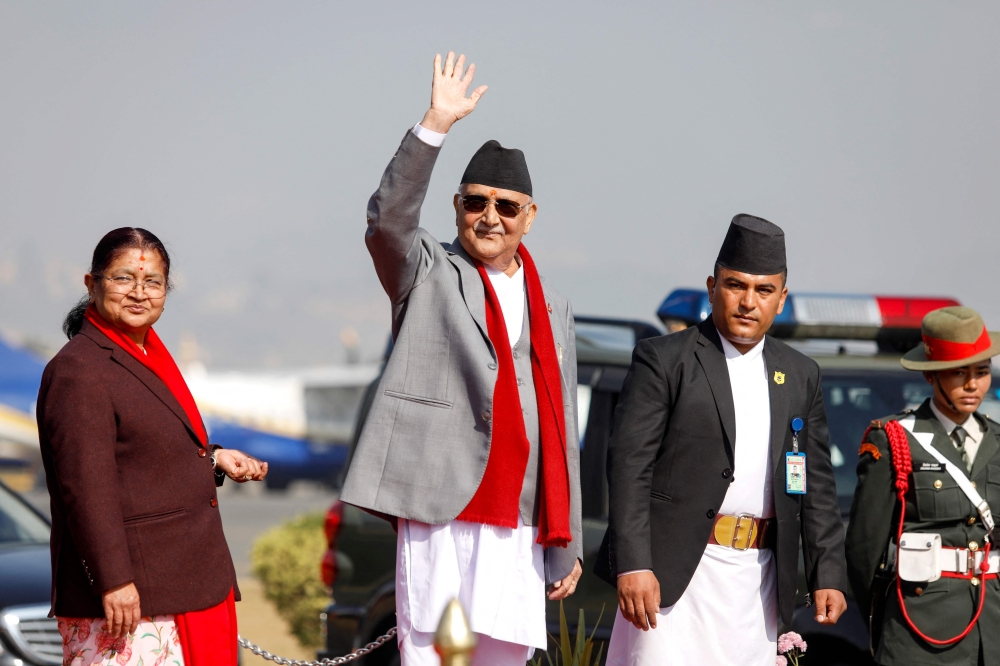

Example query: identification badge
[786,452,807,494]
[918,462,944,472]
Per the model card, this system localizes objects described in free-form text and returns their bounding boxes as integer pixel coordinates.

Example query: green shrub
[533,602,605,666]
[250,512,329,648]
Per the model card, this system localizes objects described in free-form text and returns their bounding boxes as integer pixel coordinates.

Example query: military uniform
[847,400,1000,664]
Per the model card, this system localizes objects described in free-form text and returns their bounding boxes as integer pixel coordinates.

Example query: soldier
[846,306,1000,664]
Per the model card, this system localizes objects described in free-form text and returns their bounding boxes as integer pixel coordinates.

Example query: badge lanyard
[786,417,807,494]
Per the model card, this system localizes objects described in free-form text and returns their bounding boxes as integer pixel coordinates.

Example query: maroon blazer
[37,320,239,618]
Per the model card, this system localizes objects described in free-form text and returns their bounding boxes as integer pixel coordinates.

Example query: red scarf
[84,306,238,665]
[456,245,573,548]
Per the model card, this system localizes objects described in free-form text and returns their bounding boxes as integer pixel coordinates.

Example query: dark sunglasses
[459,195,531,219]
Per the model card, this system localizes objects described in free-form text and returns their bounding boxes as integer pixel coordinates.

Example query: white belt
[940,547,1000,575]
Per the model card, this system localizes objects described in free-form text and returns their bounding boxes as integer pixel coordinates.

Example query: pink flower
[777,631,807,654]
[776,657,787,666]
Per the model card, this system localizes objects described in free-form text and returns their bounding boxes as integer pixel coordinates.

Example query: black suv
[0,479,60,665]
[318,297,1000,666]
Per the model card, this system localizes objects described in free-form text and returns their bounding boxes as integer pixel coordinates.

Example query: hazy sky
[2,2,998,368]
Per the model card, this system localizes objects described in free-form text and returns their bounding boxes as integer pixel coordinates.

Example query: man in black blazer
[596,215,848,665]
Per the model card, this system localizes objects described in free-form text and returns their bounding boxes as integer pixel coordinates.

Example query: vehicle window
[575,322,636,352]
[821,372,1000,500]
[0,484,49,544]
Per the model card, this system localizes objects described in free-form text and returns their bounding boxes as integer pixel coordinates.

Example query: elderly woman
[37,228,267,666]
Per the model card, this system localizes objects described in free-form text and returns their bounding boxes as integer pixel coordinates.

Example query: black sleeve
[845,427,895,613]
[606,339,671,573]
[799,370,850,594]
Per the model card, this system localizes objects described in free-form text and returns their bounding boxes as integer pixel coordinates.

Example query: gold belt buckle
[732,514,756,551]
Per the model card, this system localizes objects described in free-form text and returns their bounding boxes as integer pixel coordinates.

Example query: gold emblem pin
[773,371,785,385]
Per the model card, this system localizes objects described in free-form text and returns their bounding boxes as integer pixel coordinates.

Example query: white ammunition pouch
[897,533,942,582]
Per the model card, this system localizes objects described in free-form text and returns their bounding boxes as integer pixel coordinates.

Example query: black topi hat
[460,140,532,196]
[715,214,786,276]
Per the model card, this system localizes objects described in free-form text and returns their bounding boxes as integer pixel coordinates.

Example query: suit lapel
[764,338,791,472]
[445,240,490,348]
[970,415,998,480]
[694,321,736,462]
[80,324,201,444]
[912,402,969,473]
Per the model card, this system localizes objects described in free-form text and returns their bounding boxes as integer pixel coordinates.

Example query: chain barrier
[238,627,397,666]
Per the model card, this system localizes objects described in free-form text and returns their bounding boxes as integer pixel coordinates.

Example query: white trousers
[606,545,778,666]
[395,518,546,666]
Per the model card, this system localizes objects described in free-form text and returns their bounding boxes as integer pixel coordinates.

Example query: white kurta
[607,334,778,666]
[394,223,546,666]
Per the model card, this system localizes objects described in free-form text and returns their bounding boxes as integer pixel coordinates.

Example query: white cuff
[412,123,447,147]
[617,569,653,578]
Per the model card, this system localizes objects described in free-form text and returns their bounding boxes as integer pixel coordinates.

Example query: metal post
[434,598,477,666]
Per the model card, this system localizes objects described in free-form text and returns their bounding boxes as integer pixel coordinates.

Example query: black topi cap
[715,214,786,276]
[460,140,532,196]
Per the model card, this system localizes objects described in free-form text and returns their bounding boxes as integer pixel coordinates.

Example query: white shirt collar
[717,329,766,362]
[929,400,984,445]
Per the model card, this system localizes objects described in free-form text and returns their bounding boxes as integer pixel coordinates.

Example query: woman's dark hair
[63,228,172,339]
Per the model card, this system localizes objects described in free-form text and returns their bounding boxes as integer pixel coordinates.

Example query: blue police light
[656,289,709,327]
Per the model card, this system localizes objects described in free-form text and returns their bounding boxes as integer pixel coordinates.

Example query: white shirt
[717,332,775,518]
[412,123,447,147]
[929,400,985,465]
[485,263,525,346]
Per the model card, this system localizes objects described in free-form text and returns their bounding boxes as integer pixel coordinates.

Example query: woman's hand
[215,449,268,482]
[102,582,140,639]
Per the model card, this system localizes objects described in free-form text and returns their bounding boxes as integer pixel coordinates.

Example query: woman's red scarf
[84,306,239,666]
[456,245,573,548]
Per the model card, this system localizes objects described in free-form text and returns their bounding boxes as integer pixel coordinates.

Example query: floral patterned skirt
[58,616,184,666]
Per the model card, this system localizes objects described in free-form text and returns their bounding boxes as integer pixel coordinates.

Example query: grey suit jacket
[340,130,582,581]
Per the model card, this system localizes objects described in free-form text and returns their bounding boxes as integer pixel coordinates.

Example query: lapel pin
[773,371,785,385]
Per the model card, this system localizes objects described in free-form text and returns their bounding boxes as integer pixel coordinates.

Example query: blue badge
[787,417,807,494]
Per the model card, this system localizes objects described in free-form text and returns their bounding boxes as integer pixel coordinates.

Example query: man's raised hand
[420,52,487,134]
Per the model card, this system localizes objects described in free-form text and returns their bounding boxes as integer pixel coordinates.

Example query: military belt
[940,547,1000,579]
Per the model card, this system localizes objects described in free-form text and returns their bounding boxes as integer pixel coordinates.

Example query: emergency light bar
[656,290,960,352]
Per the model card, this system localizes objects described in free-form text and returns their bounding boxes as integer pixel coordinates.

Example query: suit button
[210,498,218,507]
[488,363,497,370]
[198,449,207,458]
[969,516,978,525]
[722,469,732,479]
[482,411,491,422]
[915,587,924,596]
[972,481,978,490]
[933,479,943,489]
[706,509,716,519]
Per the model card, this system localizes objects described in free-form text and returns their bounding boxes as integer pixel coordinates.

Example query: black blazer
[594,319,848,623]
[37,320,238,618]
